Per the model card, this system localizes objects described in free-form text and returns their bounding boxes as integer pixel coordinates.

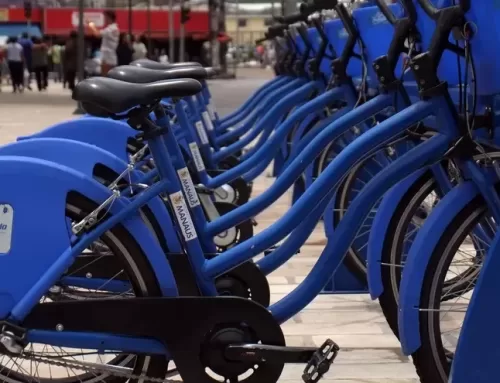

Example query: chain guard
[22,297,285,383]
[63,255,269,306]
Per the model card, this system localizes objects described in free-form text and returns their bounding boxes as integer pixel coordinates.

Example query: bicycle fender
[0,138,182,254]
[323,191,338,239]
[398,181,479,355]
[451,233,500,382]
[17,117,136,162]
[367,170,426,300]
[0,157,177,320]
[0,138,131,176]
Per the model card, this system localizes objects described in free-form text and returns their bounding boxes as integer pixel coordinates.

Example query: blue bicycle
[0,1,497,383]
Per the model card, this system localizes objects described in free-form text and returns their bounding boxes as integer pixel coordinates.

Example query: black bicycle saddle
[131,59,201,70]
[73,76,202,117]
[107,65,211,84]
[131,59,218,77]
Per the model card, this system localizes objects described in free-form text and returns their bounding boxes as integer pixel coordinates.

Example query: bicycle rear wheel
[413,193,493,382]
[0,193,171,383]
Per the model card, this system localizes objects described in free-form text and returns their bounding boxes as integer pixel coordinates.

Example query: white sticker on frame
[169,192,197,241]
[189,142,206,172]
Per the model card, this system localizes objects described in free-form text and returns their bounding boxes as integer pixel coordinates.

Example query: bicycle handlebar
[416,0,470,18]
[335,3,357,39]
[298,2,321,17]
[296,23,312,45]
[274,12,305,25]
[267,23,288,39]
[310,0,338,11]
[374,0,417,25]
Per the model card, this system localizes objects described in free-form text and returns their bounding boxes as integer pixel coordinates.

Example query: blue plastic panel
[353,4,405,85]
[324,18,362,78]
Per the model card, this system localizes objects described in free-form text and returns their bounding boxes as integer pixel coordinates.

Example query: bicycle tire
[412,194,487,383]
[379,170,435,337]
[380,167,480,339]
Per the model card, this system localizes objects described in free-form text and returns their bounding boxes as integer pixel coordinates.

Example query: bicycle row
[0,0,496,382]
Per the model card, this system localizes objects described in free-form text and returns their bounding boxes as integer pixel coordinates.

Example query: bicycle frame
[6,96,460,364]
[12,3,497,364]
[216,75,291,132]
[215,78,306,147]
[213,80,314,163]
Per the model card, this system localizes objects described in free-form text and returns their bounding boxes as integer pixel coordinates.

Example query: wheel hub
[215,275,249,298]
[202,326,254,377]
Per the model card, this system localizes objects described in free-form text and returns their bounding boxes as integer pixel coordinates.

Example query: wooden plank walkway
[251,166,418,383]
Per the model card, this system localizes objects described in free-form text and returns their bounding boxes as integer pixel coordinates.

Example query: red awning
[192,32,232,42]
[42,8,209,38]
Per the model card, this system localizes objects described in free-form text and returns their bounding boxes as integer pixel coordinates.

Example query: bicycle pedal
[302,339,339,383]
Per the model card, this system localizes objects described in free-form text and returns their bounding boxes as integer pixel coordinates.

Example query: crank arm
[226,339,339,383]
[22,297,285,383]
[225,343,318,363]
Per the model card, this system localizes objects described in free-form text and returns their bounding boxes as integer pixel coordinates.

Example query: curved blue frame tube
[218,76,290,130]
[203,100,433,275]
[213,81,316,162]
[206,87,347,189]
[216,78,305,145]
[206,93,393,236]
[257,189,330,275]
[269,133,449,323]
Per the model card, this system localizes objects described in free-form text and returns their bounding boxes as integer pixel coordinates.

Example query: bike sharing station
[0,0,499,382]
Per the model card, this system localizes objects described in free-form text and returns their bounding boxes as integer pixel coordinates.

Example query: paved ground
[0,70,419,382]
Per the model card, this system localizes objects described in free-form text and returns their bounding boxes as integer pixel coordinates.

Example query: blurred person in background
[116,33,133,66]
[256,44,265,67]
[50,41,63,83]
[6,36,24,93]
[18,32,33,91]
[32,36,50,91]
[268,42,276,63]
[159,49,169,64]
[84,49,101,77]
[87,10,119,75]
[63,31,78,91]
[132,35,148,61]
